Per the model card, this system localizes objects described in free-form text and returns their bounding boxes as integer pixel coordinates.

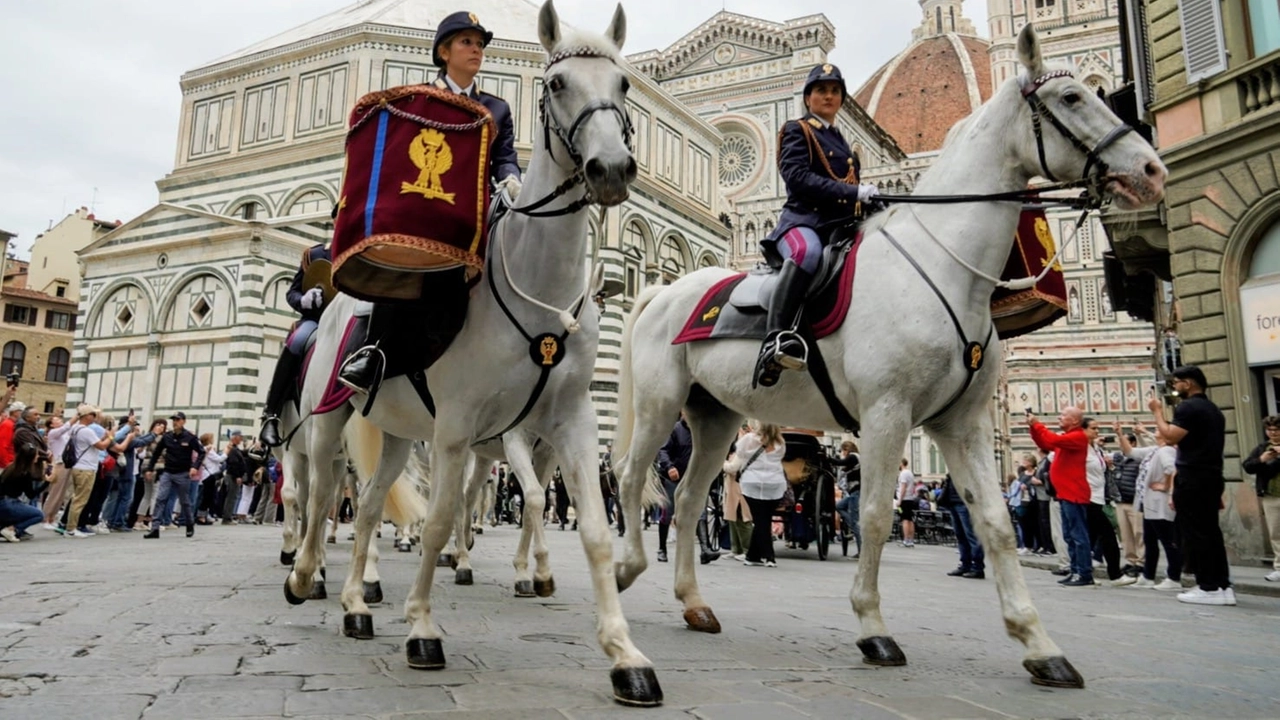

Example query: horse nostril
[1143,161,1163,179]
[585,158,607,183]
[625,157,638,182]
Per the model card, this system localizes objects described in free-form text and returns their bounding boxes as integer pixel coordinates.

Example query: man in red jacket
[0,402,25,469]
[1028,406,1095,586]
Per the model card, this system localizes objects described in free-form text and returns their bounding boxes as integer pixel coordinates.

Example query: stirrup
[337,345,385,394]
[770,330,809,371]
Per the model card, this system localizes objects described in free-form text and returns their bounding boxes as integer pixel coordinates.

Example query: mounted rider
[337,10,522,393]
[755,63,881,388]
[260,242,332,447]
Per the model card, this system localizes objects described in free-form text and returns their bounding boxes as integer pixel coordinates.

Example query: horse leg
[279,465,301,566]
[849,404,911,667]
[551,403,661,706]
[341,438,411,639]
[451,456,488,586]
[403,437,468,670]
[671,407,739,633]
[286,413,347,604]
[529,442,560,597]
[363,519,383,604]
[502,435,545,596]
[615,402,684,592]
[929,421,1084,688]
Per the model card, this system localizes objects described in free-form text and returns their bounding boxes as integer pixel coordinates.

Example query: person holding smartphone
[1242,415,1280,583]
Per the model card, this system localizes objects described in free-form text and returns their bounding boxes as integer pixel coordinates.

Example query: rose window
[718,133,758,187]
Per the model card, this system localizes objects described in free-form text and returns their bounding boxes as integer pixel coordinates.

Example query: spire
[913,0,978,41]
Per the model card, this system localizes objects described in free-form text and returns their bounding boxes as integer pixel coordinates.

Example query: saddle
[674,234,862,345]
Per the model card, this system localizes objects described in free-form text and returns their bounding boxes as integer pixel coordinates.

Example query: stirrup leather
[769,330,809,371]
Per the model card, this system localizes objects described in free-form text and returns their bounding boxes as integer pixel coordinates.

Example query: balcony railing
[1239,59,1280,117]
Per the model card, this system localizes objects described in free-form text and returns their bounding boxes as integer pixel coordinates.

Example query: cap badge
[823,63,833,75]
[468,12,479,23]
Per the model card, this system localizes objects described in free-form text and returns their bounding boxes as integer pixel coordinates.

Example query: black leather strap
[798,323,860,435]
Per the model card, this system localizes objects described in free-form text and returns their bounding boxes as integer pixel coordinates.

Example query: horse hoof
[1024,656,1085,688]
[610,667,663,707]
[319,567,327,580]
[455,569,473,585]
[362,581,383,604]
[309,582,328,601]
[398,542,412,553]
[406,638,446,670]
[682,606,721,634]
[514,580,536,598]
[342,614,375,640]
[436,553,454,568]
[326,536,336,544]
[283,578,306,606]
[857,636,907,666]
[534,577,556,597]
[279,550,296,566]
[474,527,484,535]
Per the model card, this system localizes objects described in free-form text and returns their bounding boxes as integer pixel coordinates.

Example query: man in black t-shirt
[1150,365,1233,606]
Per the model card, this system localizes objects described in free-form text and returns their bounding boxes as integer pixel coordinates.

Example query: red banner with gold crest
[991,209,1068,339]
[331,85,494,302]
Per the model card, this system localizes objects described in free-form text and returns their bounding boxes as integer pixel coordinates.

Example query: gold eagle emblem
[969,344,983,370]
[702,306,721,322]
[468,12,479,23]
[822,63,833,74]
[401,128,456,205]
[1034,217,1061,272]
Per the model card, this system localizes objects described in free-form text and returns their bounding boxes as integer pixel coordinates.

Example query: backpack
[1035,456,1056,499]
[62,427,88,468]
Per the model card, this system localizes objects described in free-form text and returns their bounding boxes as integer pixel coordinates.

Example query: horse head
[537,0,636,206]
[1013,24,1166,210]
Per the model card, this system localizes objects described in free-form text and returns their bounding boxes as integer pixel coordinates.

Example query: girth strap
[797,323,861,436]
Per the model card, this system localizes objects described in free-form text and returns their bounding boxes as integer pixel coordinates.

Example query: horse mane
[549,28,623,64]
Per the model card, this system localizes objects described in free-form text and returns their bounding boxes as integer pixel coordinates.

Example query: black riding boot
[259,350,302,447]
[697,518,721,565]
[338,306,391,394]
[753,260,812,388]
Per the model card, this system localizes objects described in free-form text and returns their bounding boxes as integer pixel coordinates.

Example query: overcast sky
[0,0,990,255]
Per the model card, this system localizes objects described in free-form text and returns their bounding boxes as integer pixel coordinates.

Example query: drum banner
[991,209,1068,340]
[331,85,494,302]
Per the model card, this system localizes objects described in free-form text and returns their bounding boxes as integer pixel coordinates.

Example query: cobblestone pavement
[3,522,1279,719]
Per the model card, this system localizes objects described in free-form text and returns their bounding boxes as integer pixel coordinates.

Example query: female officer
[339,10,523,393]
[754,63,880,388]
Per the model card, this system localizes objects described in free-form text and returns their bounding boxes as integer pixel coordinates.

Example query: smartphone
[1024,406,1033,415]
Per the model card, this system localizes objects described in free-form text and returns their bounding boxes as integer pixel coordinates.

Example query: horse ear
[604,3,627,50]
[1016,23,1045,78]
[539,0,561,53]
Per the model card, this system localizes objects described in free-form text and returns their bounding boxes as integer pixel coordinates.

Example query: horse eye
[548,76,565,92]
[1063,91,1081,105]
[621,77,631,94]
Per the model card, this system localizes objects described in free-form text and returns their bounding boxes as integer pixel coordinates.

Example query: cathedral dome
[852,1,993,155]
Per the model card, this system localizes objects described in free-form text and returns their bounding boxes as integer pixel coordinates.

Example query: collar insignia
[807,117,822,128]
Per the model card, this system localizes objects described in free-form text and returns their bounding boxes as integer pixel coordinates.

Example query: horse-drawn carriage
[779,432,839,560]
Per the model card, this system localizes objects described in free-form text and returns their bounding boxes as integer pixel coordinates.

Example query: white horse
[613,25,1166,689]
[285,2,660,706]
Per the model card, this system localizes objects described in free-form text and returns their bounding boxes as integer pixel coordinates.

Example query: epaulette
[806,117,823,129]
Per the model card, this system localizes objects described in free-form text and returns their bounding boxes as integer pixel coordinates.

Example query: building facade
[1103,0,1280,561]
[70,0,729,447]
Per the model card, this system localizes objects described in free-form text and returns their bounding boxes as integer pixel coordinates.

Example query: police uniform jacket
[433,76,521,185]
[767,113,863,244]
[287,243,331,323]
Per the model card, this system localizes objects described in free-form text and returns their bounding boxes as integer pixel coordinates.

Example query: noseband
[509,47,634,218]
[1020,70,1134,202]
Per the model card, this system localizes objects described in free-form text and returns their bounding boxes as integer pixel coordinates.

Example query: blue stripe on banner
[366,110,390,238]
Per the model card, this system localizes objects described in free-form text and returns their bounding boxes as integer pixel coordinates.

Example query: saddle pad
[673,242,861,345]
[303,316,359,416]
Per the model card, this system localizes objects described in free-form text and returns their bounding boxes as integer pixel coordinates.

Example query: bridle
[508,46,634,218]
[1020,69,1134,204]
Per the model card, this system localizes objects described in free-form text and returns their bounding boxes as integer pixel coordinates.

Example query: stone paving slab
[3,522,1280,718]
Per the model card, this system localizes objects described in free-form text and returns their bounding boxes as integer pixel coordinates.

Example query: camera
[5,372,18,388]
[1024,406,1033,415]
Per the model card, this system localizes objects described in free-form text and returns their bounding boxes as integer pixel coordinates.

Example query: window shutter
[1178,0,1228,83]
[28,309,38,327]
[2,305,10,323]
[44,311,53,328]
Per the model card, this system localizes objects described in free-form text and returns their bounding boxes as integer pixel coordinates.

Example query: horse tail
[384,474,429,528]
[612,285,664,465]
[642,465,668,511]
[343,412,382,481]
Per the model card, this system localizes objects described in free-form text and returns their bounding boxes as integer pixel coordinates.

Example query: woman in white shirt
[723,421,787,567]
[1116,423,1181,589]
[41,415,75,526]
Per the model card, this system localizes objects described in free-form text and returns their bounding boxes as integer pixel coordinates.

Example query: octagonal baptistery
[853,0,993,156]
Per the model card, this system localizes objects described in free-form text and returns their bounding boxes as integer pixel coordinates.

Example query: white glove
[498,174,522,201]
[301,287,324,310]
[856,184,879,203]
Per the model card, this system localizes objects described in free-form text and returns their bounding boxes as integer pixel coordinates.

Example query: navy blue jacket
[433,76,521,184]
[286,243,331,323]
[767,113,863,245]
[657,419,693,481]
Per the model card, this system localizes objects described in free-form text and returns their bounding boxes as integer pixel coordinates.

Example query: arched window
[1249,219,1280,278]
[286,190,330,216]
[658,235,688,282]
[45,347,69,383]
[2,341,25,377]
[624,220,647,251]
